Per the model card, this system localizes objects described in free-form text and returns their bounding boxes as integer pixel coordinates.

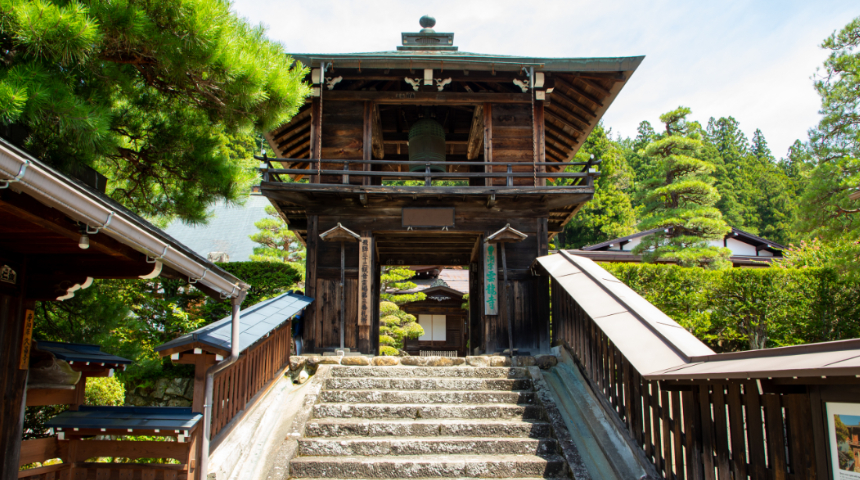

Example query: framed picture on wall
[827,402,860,479]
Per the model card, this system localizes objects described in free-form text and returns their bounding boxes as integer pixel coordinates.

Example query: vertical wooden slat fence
[550,278,819,480]
[210,320,292,438]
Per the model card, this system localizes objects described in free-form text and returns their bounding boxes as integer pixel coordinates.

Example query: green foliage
[799,16,860,242]
[601,262,860,352]
[379,346,399,356]
[632,107,731,268]
[249,205,306,274]
[0,0,309,222]
[558,124,638,248]
[86,377,125,406]
[380,267,426,305]
[32,262,300,389]
[377,301,423,354]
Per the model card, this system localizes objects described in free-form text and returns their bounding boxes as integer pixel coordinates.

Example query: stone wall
[125,377,194,407]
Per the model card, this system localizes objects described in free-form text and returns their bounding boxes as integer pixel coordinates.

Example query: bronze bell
[408,117,446,172]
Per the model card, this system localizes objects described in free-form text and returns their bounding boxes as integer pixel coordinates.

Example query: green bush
[600,262,860,352]
[86,377,125,406]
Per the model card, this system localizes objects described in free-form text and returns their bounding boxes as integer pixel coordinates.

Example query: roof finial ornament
[419,15,436,33]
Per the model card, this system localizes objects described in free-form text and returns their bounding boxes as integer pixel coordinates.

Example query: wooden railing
[257,157,600,188]
[551,278,819,480]
[210,321,292,438]
[18,435,194,480]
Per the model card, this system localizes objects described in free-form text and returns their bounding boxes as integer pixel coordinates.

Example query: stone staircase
[289,365,572,479]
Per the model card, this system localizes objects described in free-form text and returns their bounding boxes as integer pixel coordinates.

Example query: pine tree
[249,205,306,270]
[633,107,732,268]
[0,0,309,222]
[560,124,637,248]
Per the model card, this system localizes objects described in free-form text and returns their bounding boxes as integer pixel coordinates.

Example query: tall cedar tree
[0,0,309,222]
[802,16,860,240]
[557,124,637,249]
[633,107,732,268]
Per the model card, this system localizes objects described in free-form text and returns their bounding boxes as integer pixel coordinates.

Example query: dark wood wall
[0,254,28,480]
[488,104,539,187]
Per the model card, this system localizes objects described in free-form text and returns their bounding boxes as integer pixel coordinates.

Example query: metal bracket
[147,245,169,263]
[0,160,30,189]
[86,211,115,234]
[189,268,208,284]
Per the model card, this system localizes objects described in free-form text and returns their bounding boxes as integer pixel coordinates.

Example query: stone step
[298,436,558,456]
[319,389,535,405]
[289,454,568,478]
[330,366,529,378]
[304,418,553,438]
[313,403,545,420]
[325,377,532,391]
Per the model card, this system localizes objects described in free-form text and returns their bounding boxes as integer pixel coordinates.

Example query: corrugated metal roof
[46,406,201,431]
[35,341,132,365]
[537,252,714,375]
[155,292,312,355]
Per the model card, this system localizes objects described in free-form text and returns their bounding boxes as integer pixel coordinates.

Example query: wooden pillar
[536,218,550,353]
[0,256,28,480]
[534,101,546,187]
[371,259,381,355]
[362,102,372,186]
[469,259,484,355]
[192,354,216,480]
[310,98,322,184]
[483,103,493,187]
[305,216,319,353]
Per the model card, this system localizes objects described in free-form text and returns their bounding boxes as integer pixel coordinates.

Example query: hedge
[599,263,860,352]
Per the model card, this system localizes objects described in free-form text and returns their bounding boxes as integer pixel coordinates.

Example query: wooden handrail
[210,321,292,438]
[255,155,600,167]
[550,279,821,479]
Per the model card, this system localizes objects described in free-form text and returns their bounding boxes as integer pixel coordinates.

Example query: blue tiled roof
[35,341,132,365]
[46,406,201,431]
[154,292,313,355]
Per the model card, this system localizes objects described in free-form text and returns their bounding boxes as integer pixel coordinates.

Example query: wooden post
[483,103,493,187]
[500,243,514,359]
[340,241,345,349]
[357,232,373,353]
[0,258,29,480]
[534,101,546,187]
[363,101,372,186]
[305,216,319,353]
[310,97,322,184]
[536,218,550,352]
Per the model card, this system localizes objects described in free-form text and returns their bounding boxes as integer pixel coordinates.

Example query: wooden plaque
[402,208,455,228]
[483,243,498,316]
[357,237,372,327]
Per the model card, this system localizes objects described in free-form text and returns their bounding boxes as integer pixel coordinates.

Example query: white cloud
[231,0,858,157]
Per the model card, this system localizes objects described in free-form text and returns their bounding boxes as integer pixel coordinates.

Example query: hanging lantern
[408,117,446,172]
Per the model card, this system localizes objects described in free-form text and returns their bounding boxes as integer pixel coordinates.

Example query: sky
[230,1,858,159]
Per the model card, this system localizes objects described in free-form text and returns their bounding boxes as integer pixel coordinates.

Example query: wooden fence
[551,278,819,480]
[210,320,292,438]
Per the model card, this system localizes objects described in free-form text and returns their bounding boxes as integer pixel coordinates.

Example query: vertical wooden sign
[19,309,34,369]
[358,236,372,327]
[483,243,498,315]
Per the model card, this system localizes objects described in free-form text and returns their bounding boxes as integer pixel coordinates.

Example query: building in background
[572,226,785,267]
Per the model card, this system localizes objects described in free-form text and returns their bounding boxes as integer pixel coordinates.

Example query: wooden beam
[466,105,484,160]
[275,120,311,151]
[544,125,578,150]
[545,102,588,132]
[578,77,612,96]
[535,101,546,187]
[324,91,532,105]
[483,103,493,186]
[310,98,322,184]
[553,76,604,108]
[371,104,385,159]
[551,90,597,120]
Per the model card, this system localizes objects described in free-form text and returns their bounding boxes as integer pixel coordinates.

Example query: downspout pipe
[199,289,247,479]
